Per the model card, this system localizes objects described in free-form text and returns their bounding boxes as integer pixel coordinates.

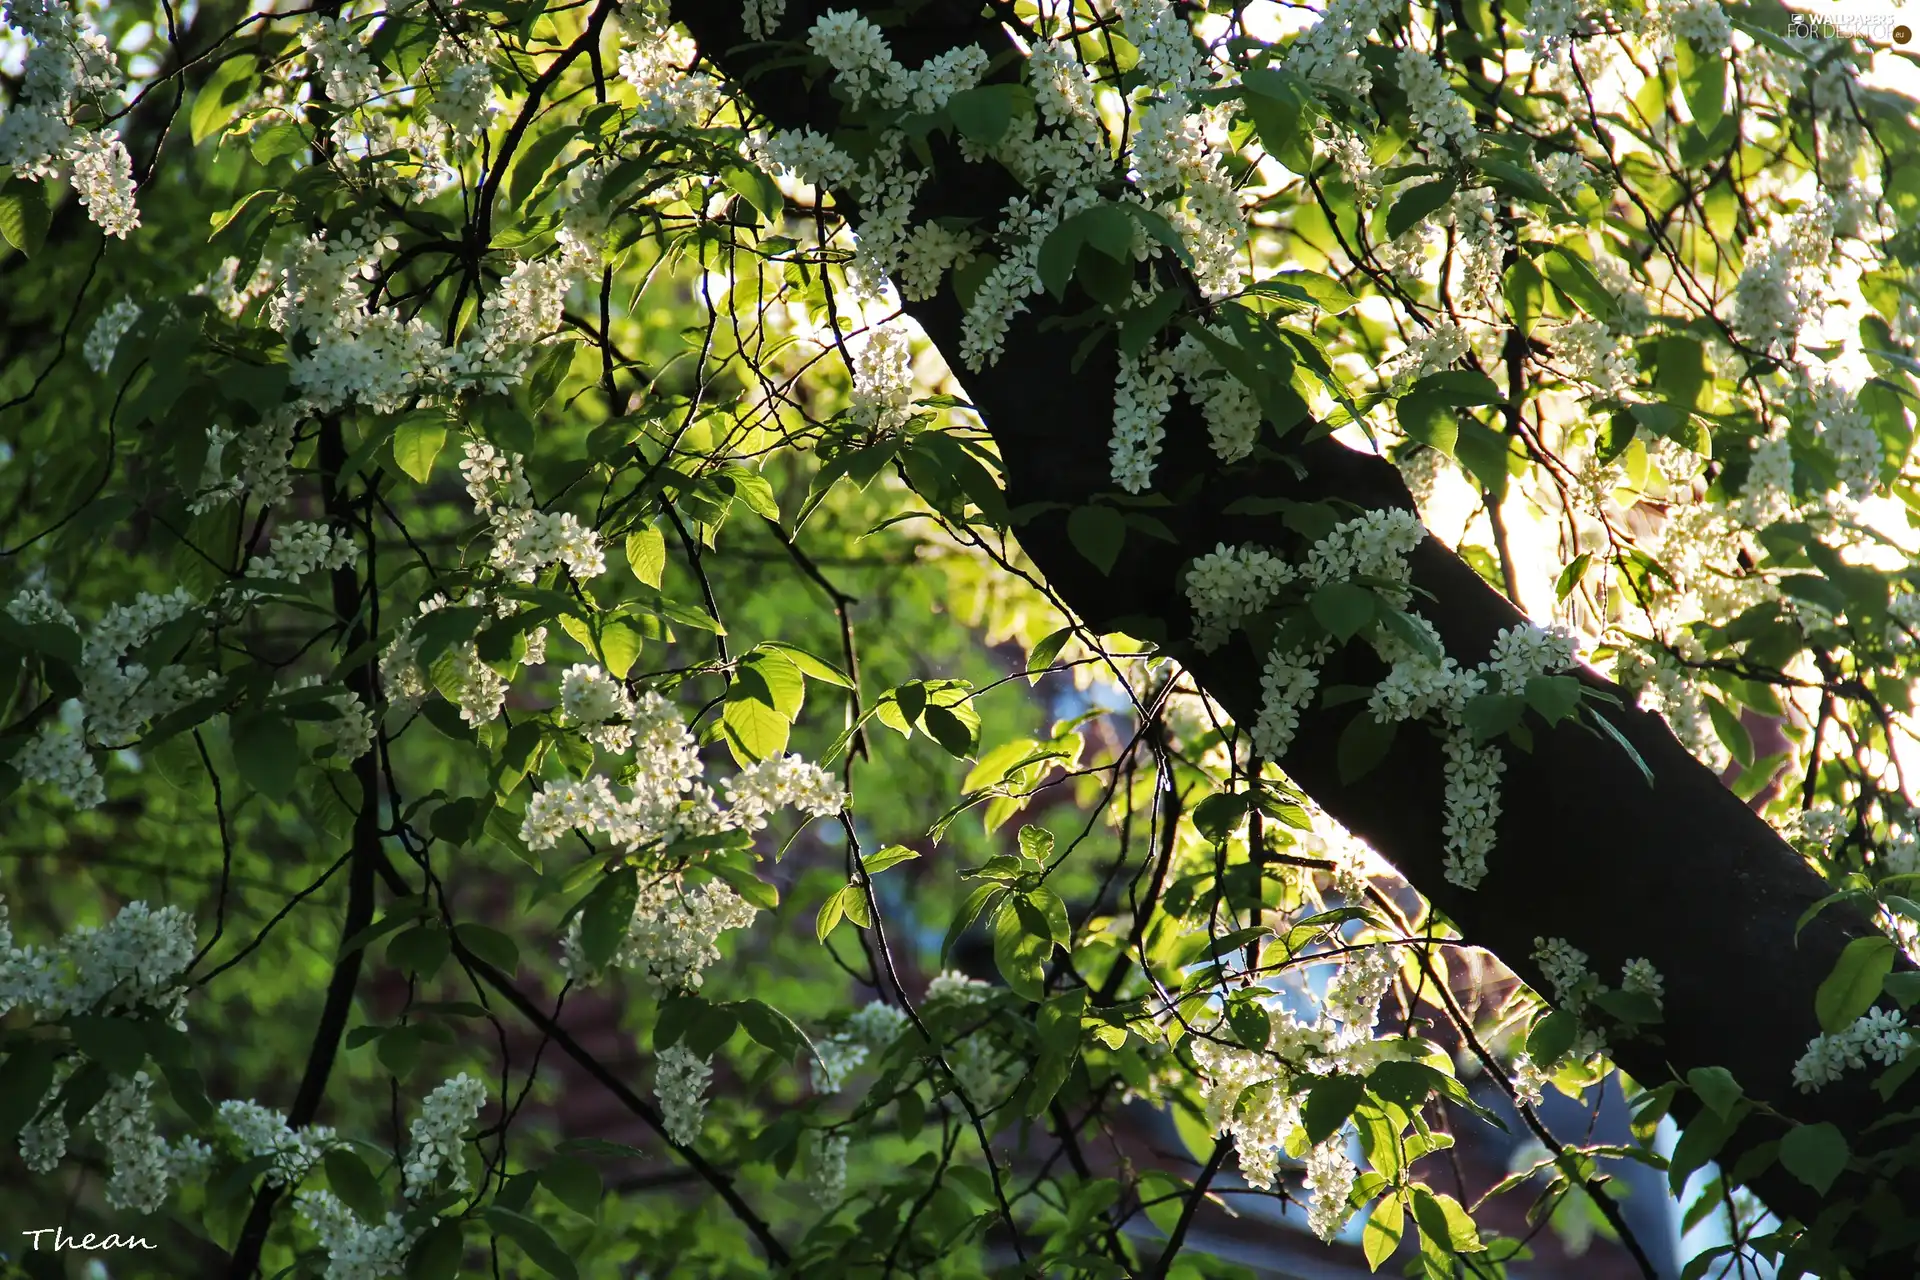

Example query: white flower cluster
[743,0,787,40]
[560,874,760,991]
[1111,331,1266,492]
[0,0,140,236]
[402,1073,485,1198]
[8,583,221,807]
[1621,957,1665,1008]
[524,692,845,855]
[1614,646,1724,769]
[620,9,723,131]
[811,1000,910,1092]
[849,323,916,435]
[424,38,496,148]
[1552,318,1638,399]
[378,595,503,725]
[1182,942,1402,1198]
[1531,935,1598,1011]
[320,690,376,762]
[91,1071,194,1214]
[461,442,606,584]
[655,1042,712,1145]
[1400,52,1479,160]
[1185,544,1295,651]
[560,663,638,754]
[1668,0,1734,50]
[1254,644,1328,760]
[1802,371,1880,499]
[1732,197,1835,356]
[1792,1007,1914,1092]
[1303,1137,1359,1241]
[808,1131,850,1206]
[1511,1051,1551,1107]
[218,1099,338,1187]
[295,1189,418,1280]
[0,896,195,1026]
[1524,0,1582,60]
[245,521,359,583]
[1284,0,1399,96]
[84,298,140,373]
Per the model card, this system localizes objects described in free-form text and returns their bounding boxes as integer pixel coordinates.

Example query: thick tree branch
[672,2,1917,1266]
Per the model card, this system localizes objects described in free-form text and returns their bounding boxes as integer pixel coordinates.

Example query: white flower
[403,1073,485,1198]
[84,298,140,373]
[655,1044,712,1145]
[1400,52,1478,159]
[218,1100,338,1187]
[1793,1007,1914,1091]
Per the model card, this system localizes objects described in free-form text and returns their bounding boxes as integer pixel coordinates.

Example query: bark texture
[672,1,1914,1265]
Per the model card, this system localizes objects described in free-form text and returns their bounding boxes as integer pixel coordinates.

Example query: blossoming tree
[4,0,1920,1274]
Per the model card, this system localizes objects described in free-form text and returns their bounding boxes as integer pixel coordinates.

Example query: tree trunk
[671,2,1911,1265]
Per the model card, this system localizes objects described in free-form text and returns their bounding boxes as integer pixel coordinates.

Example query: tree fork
[671,0,1916,1261]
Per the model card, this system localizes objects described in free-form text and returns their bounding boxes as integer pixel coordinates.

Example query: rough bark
[672,1,1913,1267]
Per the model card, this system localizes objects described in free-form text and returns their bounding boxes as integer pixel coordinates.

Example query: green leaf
[1687,1066,1742,1120]
[1504,258,1545,338]
[1066,505,1126,575]
[1027,887,1072,949]
[1026,626,1073,684]
[1815,935,1895,1033]
[1536,244,1616,323]
[249,122,307,165]
[1364,1191,1405,1270]
[579,869,639,971]
[484,1207,580,1280]
[599,620,643,680]
[815,884,850,943]
[324,1148,389,1224]
[1655,334,1708,409]
[1523,675,1582,727]
[993,898,1052,1001]
[67,1014,148,1077]
[1192,792,1251,843]
[759,641,853,688]
[922,703,979,758]
[232,712,302,800]
[1385,175,1459,241]
[862,845,920,875]
[722,163,783,222]
[1527,1011,1577,1065]
[1555,552,1591,602]
[1703,694,1753,766]
[387,925,451,981]
[0,1045,59,1145]
[1311,581,1377,642]
[192,55,258,145]
[454,923,519,975]
[407,1222,464,1280]
[1248,270,1357,313]
[1676,39,1726,133]
[723,679,791,764]
[947,84,1019,146]
[1778,1122,1849,1197]
[505,124,578,213]
[1411,1189,1483,1253]
[393,412,448,484]
[541,1154,602,1217]
[625,525,666,588]
[730,998,807,1059]
[942,885,1002,964]
[0,177,50,257]
[1337,712,1395,783]
[1303,1074,1367,1144]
